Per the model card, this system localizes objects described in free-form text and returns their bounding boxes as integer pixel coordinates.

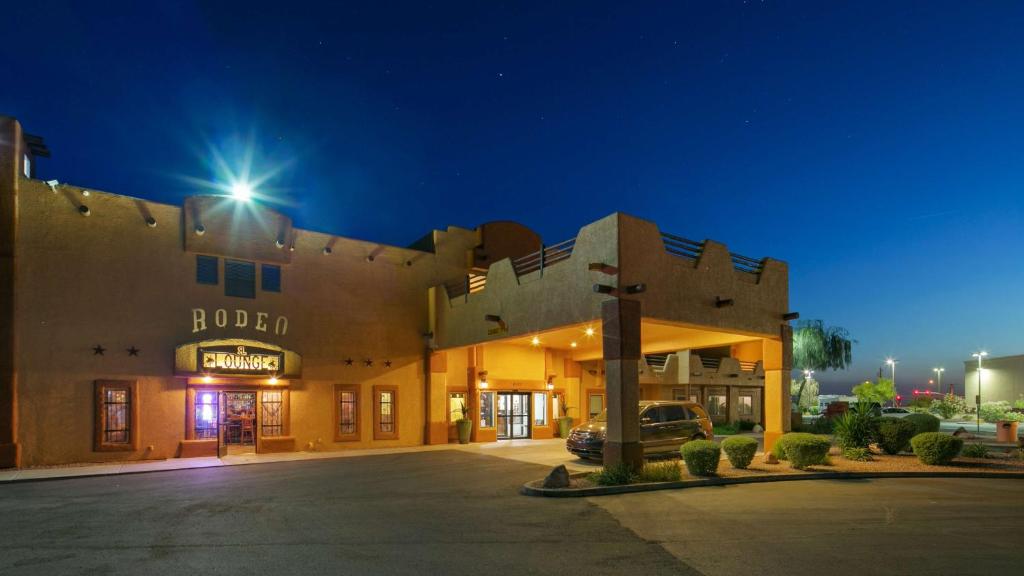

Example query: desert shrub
[713,423,739,436]
[809,406,821,416]
[961,443,989,459]
[638,461,682,482]
[680,440,721,476]
[589,462,638,486]
[721,436,758,469]
[905,413,940,436]
[911,433,963,465]
[781,433,832,469]
[979,401,1013,423]
[737,419,756,431]
[934,393,967,419]
[832,405,879,449]
[842,447,873,461]
[877,418,917,454]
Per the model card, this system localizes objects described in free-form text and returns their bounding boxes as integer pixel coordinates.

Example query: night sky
[4,2,1023,394]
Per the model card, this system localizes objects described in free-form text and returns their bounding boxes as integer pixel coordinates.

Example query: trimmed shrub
[722,436,758,469]
[781,433,832,469]
[680,440,721,476]
[638,461,682,482]
[842,447,873,461]
[877,418,917,454]
[905,413,940,436]
[589,462,638,486]
[961,443,989,459]
[832,408,879,449]
[911,433,963,465]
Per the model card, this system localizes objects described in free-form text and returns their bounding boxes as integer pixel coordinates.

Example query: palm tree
[792,320,854,409]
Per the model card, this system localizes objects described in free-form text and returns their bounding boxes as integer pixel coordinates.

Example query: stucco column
[0,118,20,468]
[602,298,642,471]
[762,324,793,453]
[425,351,448,445]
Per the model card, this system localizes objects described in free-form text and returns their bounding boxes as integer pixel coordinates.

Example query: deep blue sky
[4,2,1022,394]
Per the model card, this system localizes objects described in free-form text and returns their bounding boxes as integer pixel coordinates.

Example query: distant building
[963,354,1024,406]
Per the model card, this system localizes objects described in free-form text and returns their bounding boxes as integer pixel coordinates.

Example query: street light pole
[971,352,987,433]
[886,358,897,406]
[933,367,944,398]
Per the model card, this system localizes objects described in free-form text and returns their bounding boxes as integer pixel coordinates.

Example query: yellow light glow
[530,336,540,346]
[268,376,279,384]
[570,341,578,348]
[479,381,489,389]
[584,327,595,337]
[202,375,213,383]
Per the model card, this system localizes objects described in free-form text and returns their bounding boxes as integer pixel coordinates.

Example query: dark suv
[565,400,713,460]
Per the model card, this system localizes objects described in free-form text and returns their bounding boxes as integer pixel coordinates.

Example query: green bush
[877,418,917,454]
[961,443,989,459]
[721,436,758,469]
[680,440,721,476]
[842,447,873,461]
[805,417,834,434]
[589,462,638,486]
[713,423,739,436]
[771,437,788,460]
[638,461,682,482]
[904,413,941,436]
[781,433,832,469]
[911,433,963,465]
[934,393,967,419]
[979,401,1013,423]
[832,406,879,449]
[737,419,756,431]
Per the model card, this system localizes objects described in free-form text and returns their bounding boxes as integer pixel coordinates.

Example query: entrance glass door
[222,391,257,454]
[497,392,531,440]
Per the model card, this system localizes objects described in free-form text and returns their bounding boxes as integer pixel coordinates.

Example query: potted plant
[455,401,473,444]
[556,404,575,438]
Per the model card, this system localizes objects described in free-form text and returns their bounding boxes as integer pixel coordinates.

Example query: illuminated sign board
[199,345,283,375]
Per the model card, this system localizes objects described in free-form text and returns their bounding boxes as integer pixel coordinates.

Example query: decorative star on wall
[383,360,392,368]
[363,359,373,367]
[92,345,106,356]
[344,358,354,366]
[127,346,140,356]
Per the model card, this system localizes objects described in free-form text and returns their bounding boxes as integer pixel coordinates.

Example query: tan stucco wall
[963,355,1024,405]
[13,179,476,466]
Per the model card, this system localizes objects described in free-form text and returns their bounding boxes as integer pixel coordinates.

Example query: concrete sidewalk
[0,438,599,483]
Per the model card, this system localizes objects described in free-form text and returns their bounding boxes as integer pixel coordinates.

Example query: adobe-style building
[0,116,793,470]
[964,353,1024,406]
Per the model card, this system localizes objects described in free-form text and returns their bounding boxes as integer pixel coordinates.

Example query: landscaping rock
[542,464,570,488]
[753,424,764,433]
[764,453,779,464]
[952,427,975,439]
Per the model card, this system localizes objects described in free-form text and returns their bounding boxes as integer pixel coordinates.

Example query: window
[225,259,256,298]
[479,391,495,428]
[641,406,664,424]
[707,391,727,417]
[449,392,467,422]
[588,393,604,420]
[552,393,562,422]
[261,264,281,293]
[334,385,359,442]
[373,385,399,440]
[662,404,687,422]
[194,391,218,439]
[738,394,754,417]
[94,380,138,451]
[196,255,219,285]
[532,392,548,426]
[261,390,283,437]
[23,154,30,178]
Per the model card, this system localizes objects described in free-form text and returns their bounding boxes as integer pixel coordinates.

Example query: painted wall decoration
[191,308,289,336]
[199,344,283,375]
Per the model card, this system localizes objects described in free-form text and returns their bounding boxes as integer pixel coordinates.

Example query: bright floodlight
[886,358,895,365]
[972,351,988,358]
[231,181,253,201]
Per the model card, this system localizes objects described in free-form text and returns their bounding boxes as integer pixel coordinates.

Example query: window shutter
[261,264,281,293]
[224,260,256,298]
[196,255,218,285]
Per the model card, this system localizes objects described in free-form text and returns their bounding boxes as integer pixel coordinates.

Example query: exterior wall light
[715,296,734,308]
[194,224,206,236]
[145,216,157,228]
[530,336,541,346]
[231,182,253,201]
[593,284,615,294]
[478,371,489,388]
[782,312,800,321]
[78,205,90,216]
[268,376,279,384]
[81,189,90,197]
[570,341,578,348]
[584,327,595,337]
[323,247,333,255]
[202,375,213,383]
[45,179,59,192]
[624,283,646,294]
[275,239,286,249]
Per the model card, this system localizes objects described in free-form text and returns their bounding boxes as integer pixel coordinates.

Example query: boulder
[952,426,974,439]
[753,424,764,433]
[542,464,570,489]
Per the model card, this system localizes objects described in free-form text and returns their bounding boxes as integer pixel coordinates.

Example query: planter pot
[557,417,573,438]
[456,420,473,444]
[996,420,1019,443]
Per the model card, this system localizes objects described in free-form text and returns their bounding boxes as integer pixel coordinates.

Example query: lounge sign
[199,345,283,375]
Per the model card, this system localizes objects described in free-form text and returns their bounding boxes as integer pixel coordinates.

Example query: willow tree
[792,320,854,408]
